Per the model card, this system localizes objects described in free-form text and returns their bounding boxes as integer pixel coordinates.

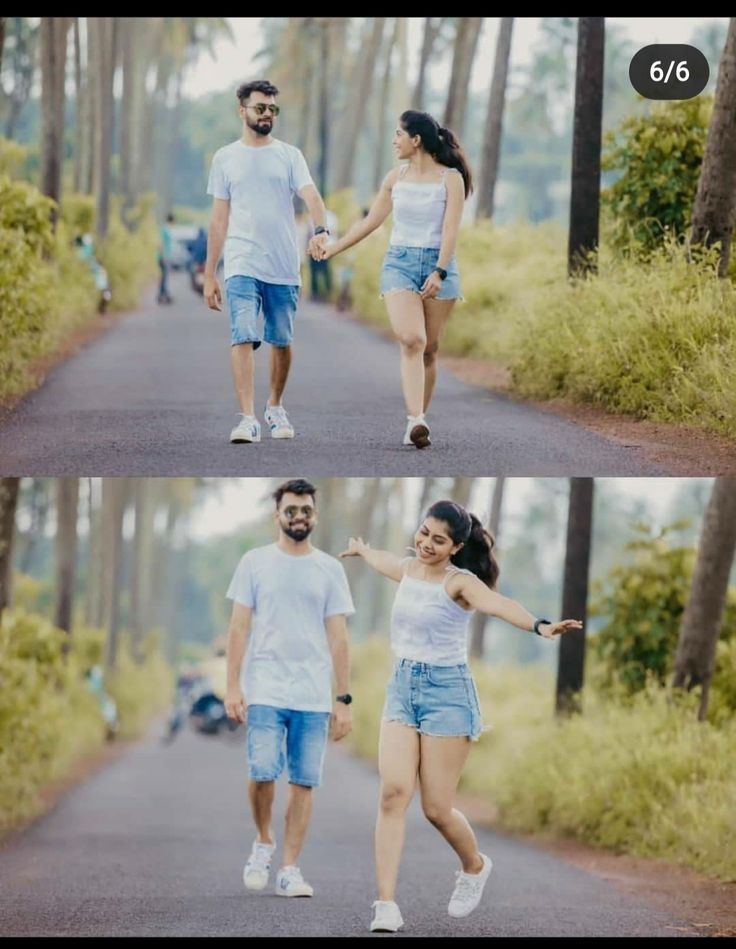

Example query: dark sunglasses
[245,103,280,116]
[282,504,315,519]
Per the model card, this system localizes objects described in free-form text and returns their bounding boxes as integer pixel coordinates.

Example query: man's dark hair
[272,478,317,509]
[237,79,279,105]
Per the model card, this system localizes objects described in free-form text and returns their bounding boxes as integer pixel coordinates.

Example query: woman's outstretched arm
[450,574,583,639]
[339,536,405,582]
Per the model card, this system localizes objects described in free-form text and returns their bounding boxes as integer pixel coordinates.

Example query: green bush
[591,529,736,723]
[602,98,711,253]
[0,609,173,830]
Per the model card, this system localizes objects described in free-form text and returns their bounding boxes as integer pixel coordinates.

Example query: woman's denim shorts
[383,658,483,741]
[379,245,462,301]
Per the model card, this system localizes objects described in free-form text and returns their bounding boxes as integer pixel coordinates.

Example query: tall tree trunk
[120,17,136,213]
[39,17,69,224]
[451,476,474,508]
[72,18,86,194]
[0,18,6,73]
[54,478,80,639]
[555,478,594,715]
[373,19,396,191]
[85,478,103,627]
[443,17,483,135]
[413,18,444,110]
[0,478,21,622]
[477,17,514,220]
[317,18,330,196]
[130,479,155,659]
[568,17,605,277]
[334,17,386,189]
[672,478,736,721]
[690,18,736,277]
[93,17,117,240]
[470,477,505,658]
[16,479,50,574]
[101,478,128,670]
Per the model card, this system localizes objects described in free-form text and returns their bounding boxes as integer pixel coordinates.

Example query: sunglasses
[244,103,280,116]
[282,505,315,519]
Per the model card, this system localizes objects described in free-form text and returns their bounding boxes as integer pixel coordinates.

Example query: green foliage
[348,638,736,881]
[0,137,29,178]
[107,633,173,740]
[98,196,158,312]
[591,529,736,722]
[60,193,95,237]
[602,98,711,252]
[0,609,173,830]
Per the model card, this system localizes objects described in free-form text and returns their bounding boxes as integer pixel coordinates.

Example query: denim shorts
[225,275,300,350]
[379,245,462,301]
[247,704,331,787]
[382,659,483,741]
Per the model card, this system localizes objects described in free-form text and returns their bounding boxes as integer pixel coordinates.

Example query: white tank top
[389,165,459,249]
[390,560,475,665]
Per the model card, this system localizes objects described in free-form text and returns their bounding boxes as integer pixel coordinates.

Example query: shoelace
[282,866,304,883]
[249,845,272,870]
[269,406,289,425]
[453,871,481,899]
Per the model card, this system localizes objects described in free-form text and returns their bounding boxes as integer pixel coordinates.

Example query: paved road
[0,273,667,476]
[0,725,697,938]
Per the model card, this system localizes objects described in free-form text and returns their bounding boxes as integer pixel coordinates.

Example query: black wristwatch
[335,693,352,705]
[314,225,330,236]
[433,266,448,280]
[533,618,551,636]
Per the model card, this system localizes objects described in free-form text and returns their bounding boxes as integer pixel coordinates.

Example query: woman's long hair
[399,110,474,198]
[425,500,499,589]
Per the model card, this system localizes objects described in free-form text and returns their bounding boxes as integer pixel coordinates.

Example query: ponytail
[425,501,499,589]
[399,110,474,198]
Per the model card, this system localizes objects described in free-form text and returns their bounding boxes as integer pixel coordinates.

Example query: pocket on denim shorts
[385,245,407,260]
[426,664,468,687]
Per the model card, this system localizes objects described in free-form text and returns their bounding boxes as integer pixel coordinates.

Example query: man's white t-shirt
[207,138,314,285]
[226,543,355,713]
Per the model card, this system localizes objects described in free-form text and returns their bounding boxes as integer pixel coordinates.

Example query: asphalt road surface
[0,274,669,477]
[0,724,698,938]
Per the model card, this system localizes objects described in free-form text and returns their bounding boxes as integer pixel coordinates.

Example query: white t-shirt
[207,138,314,285]
[226,543,355,712]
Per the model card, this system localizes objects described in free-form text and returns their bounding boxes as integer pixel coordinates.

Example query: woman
[340,500,582,933]
[318,111,472,449]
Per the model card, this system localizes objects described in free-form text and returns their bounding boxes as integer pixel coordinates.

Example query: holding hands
[308,232,331,261]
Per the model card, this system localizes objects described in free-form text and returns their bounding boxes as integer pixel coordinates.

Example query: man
[224,478,354,898]
[158,212,175,304]
[204,80,331,444]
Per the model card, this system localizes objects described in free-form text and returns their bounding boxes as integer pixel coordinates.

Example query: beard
[248,117,272,137]
[283,522,313,542]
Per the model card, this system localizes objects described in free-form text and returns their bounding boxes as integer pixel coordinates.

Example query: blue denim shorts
[225,276,300,350]
[246,704,331,787]
[379,245,462,301]
[382,659,483,741]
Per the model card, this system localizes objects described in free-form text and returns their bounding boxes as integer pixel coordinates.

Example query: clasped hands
[308,232,331,262]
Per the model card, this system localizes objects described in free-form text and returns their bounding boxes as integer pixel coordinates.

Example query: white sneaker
[243,839,276,891]
[264,403,295,439]
[448,853,493,918]
[230,415,261,443]
[403,414,431,449]
[370,900,404,932]
[275,865,314,897]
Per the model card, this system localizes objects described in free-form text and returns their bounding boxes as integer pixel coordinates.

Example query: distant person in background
[158,212,175,304]
[340,499,582,933]
[308,208,338,302]
[224,478,355,899]
[314,111,473,450]
[203,79,331,445]
[188,226,208,268]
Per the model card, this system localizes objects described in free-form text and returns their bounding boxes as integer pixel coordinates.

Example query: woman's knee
[398,333,427,356]
[379,783,413,814]
[423,342,439,367]
[422,800,452,827]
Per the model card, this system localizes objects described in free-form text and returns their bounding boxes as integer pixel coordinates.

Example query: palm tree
[469,477,505,658]
[54,479,80,638]
[672,478,736,721]
[39,17,69,223]
[477,18,514,220]
[556,478,594,715]
[0,478,20,622]
[413,18,445,110]
[690,18,736,277]
[443,17,484,136]
[568,17,605,277]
